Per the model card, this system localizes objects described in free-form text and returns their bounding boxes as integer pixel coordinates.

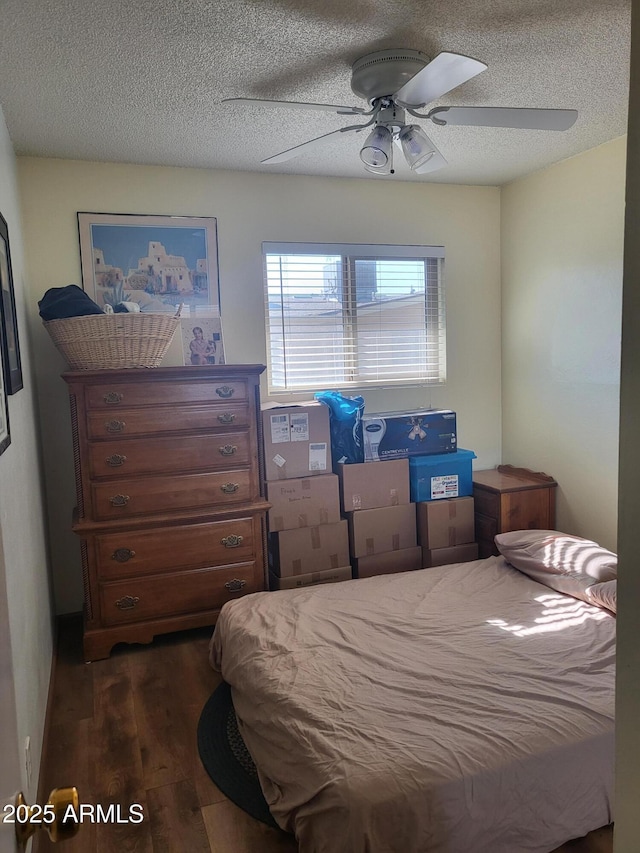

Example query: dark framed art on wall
[0,324,10,456]
[0,213,23,395]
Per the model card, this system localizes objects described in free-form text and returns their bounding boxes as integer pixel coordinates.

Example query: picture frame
[0,212,23,395]
[180,313,226,366]
[0,323,10,457]
[77,212,220,314]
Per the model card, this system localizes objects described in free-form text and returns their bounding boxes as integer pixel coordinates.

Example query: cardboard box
[269,566,353,590]
[346,504,417,558]
[354,546,423,579]
[417,496,475,549]
[266,474,341,532]
[269,519,350,577]
[337,458,410,512]
[422,542,479,568]
[409,449,477,502]
[262,401,332,481]
[362,409,456,461]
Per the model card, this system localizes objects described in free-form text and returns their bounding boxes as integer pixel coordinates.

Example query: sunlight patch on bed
[487,593,608,636]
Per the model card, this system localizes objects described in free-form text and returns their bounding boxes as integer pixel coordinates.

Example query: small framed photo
[180,314,225,366]
[0,213,23,395]
[77,212,219,313]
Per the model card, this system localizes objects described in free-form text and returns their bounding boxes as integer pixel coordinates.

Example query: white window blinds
[263,242,446,394]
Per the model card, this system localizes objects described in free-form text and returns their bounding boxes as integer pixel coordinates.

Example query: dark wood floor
[35,616,613,853]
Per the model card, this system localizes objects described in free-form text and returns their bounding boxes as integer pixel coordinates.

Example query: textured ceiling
[0,0,631,185]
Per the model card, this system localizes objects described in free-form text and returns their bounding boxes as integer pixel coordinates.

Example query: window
[263,242,446,394]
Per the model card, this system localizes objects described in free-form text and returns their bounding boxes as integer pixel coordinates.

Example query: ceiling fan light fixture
[360,125,392,167]
[399,125,436,171]
[363,155,392,175]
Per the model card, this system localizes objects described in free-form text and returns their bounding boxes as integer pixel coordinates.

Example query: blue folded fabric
[38,284,104,321]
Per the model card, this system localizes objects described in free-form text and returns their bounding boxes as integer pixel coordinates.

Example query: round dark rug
[197,680,278,828]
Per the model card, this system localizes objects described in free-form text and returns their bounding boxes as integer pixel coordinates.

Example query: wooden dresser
[473,465,557,558]
[63,364,268,661]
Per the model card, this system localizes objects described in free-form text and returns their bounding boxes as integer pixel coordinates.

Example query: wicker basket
[43,311,181,369]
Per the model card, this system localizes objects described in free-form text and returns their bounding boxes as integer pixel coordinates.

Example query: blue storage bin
[409,449,477,502]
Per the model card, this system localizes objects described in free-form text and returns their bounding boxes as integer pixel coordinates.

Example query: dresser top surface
[63,364,266,384]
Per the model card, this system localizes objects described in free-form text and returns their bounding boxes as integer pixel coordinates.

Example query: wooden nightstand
[473,465,557,558]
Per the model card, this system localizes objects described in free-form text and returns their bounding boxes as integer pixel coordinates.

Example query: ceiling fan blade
[261,127,359,164]
[394,52,487,108]
[222,97,366,116]
[428,106,578,131]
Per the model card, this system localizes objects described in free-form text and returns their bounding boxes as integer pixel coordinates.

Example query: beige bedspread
[210,556,615,853]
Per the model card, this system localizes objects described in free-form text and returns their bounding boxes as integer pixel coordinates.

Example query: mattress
[210,556,615,853]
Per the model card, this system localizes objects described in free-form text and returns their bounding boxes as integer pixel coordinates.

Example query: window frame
[263,241,446,396]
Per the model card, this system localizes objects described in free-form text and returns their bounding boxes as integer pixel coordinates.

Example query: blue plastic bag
[314,390,365,465]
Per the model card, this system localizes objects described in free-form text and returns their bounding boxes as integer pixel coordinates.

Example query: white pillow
[495,530,617,611]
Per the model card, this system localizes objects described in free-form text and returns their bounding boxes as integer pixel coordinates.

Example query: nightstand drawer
[99,562,261,625]
[474,513,498,542]
[95,516,257,580]
[87,431,251,478]
[87,403,250,439]
[90,469,254,520]
[472,488,500,520]
[86,379,248,410]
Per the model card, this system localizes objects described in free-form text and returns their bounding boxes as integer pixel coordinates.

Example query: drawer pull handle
[103,391,123,404]
[225,579,246,592]
[216,385,235,398]
[217,412,235,424]
[219,444,237,456]
[106,453,127,467]
[220,483,239,494]
[221,534,244,548]
[109,494,130,507]
[115,595,140,610]
[112,548,136,562]
[105,420,125,433]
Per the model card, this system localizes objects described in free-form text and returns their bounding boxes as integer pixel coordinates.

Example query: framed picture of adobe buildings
[77,212,219,314]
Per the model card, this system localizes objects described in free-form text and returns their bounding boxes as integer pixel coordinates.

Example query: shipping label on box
[262,402,332,480]
[362,409,457,462]
[431,474,460,499]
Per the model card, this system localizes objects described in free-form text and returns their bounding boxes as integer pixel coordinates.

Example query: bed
[209,530,616,853]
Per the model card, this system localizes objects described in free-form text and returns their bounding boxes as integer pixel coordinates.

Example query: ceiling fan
[223,49,578,176]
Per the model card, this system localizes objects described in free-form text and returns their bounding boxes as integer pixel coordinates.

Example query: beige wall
[501,137,626,551]
[0,107,54,802]
[17,158,502,614]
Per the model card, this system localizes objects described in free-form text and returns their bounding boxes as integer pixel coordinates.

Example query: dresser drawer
[85,379,249,410]
[90,469,254,520]
[95,517,257,580]
[87,403,250,439]
[99,561,261,625]
[87,431,251,478]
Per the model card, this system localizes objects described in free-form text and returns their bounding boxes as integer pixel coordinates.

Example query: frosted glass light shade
[360,125,392,167]
[399,125,435,171]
